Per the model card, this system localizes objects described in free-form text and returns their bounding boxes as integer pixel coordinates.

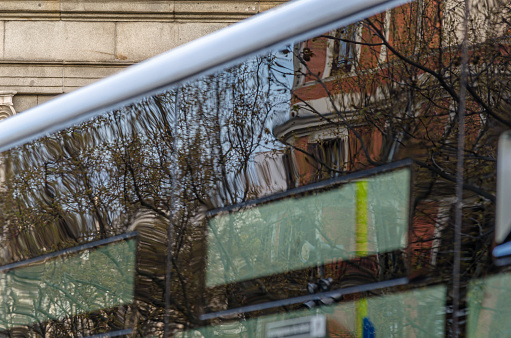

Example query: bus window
[0,0,507,336]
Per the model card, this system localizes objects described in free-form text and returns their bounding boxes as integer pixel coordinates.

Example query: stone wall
[0,0,286,114]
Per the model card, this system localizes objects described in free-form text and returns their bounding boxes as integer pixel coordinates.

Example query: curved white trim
[0,0,411,152]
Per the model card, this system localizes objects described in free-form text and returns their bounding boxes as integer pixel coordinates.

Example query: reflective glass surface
[182,285,446,337]
[0,0,507,336]
[0,238,135,332]
[206,167,410,287]
[467,272,511,337]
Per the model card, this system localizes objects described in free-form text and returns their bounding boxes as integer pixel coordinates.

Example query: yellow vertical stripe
[356,181,369,337]
[356,180,368,256]
[356,298,369,337]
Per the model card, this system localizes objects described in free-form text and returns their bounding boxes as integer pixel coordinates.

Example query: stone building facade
[0,0,285,116]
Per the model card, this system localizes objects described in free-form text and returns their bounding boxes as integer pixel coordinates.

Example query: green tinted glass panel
[180,285,446,337]
[206,168,410,287]
[467,272,511,337]
[0,239,135,330]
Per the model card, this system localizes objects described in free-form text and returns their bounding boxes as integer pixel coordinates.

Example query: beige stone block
[175,1,258,15]
[259,1,288,12]
[29,87,64,95]
[116,22,178,61]
[64,64,129,79]
[3,87,62,96]
[175,1,257,21]
[177,22,228,45]
[0,77,62,88]
[64,77,100,88]
[63,84,90,93]
[12,95,37,112]
[63,87,82,93]
[4,21,116,61]
[61,1,173,13]
[0,0,59,12]
[60,1,174,21]
[61,1,174,14]
[0,64,62,78]
[0,1,60,20]
[63,64,133,93]
[0,78,63,94]
[37,95,58,105]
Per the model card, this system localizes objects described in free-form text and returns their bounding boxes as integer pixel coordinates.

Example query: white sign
[265,315,326,338]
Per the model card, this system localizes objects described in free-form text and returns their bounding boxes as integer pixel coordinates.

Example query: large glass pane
[0,237,135,332]
[181,285,446,337]
[467,272,511,337]
[206,167,410,287]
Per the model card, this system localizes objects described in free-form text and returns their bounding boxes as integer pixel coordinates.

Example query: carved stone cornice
[0,1,287,22]
[0,90,17,121]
